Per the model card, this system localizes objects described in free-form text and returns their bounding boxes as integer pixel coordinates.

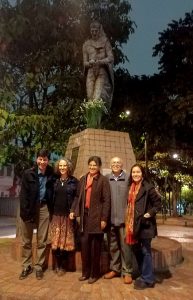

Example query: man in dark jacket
[19,149,54,280]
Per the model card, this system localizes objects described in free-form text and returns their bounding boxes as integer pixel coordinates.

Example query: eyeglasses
[111,162,121,165]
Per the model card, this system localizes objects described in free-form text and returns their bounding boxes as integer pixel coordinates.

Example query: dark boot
[52,249,61,273]
[60,251,68,270]
[53,249,66,276]
[58,250,66,276]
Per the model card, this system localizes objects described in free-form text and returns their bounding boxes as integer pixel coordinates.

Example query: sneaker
[19,266,33,280]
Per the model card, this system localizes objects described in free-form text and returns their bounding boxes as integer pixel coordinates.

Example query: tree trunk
[171,182,178,216]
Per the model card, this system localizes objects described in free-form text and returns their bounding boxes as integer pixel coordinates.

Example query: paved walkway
[0,216,16,238]
[0,218,193,299]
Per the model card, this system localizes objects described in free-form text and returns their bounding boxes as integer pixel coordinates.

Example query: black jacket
[51,176,78,216]
[133,179,161,239]
[20,165,55,222]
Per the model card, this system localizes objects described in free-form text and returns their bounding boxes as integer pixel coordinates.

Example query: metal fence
[0,197,19,217]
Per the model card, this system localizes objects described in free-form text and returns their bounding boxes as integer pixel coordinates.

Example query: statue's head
[90,21,101,40]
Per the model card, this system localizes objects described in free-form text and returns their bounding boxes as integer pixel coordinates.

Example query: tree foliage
[153,11,193,94]
[114,11,193,166]
[153,11,193,156]
[102,9,193,217]
[0,0,134,172]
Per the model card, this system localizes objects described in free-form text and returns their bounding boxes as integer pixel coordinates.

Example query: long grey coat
[71,173,111,233]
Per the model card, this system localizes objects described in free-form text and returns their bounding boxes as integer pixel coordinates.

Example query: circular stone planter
[152,236,183,272]
[11,236,182,274]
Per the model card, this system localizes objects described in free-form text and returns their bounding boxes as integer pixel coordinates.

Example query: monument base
[11,236,182,274]
[65,128,136,178]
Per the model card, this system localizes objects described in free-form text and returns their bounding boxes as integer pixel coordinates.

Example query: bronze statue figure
[83,21,114,109]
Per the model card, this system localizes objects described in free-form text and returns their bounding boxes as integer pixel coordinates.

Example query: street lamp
[179,176,182,217]
[164,176,167,220]
[173,153,178,159]
[119,109,131,119]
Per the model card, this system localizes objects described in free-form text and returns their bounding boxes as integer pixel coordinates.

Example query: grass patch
[0,238,14,247]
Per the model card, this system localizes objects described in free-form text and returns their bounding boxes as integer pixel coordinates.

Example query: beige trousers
[20,203,49,271]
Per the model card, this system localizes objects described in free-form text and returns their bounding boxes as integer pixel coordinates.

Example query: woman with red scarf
[125,164,161,290]
[70,156,111,284]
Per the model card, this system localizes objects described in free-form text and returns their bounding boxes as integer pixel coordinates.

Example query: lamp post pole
[164,176,167,220]
[144,132,148,174]
[179,179,182,216]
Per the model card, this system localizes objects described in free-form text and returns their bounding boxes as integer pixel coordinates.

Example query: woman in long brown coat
[70,156,111,284]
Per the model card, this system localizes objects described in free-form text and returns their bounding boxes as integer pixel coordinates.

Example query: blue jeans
[134,238,155,284]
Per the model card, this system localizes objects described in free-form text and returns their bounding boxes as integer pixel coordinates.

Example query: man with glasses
[104,157,133,284]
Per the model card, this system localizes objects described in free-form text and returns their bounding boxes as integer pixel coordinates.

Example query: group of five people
[19,149,161,290]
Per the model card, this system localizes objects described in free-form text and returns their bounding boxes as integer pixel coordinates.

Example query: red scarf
[85,173,99,208]
[125,181,141,245]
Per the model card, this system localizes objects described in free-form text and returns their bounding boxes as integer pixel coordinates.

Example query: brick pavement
[0,224,193,300]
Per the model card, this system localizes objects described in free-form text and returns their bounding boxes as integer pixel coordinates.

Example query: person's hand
[144,213,151,218]
[95,59,102,66]
[69,212,75,220]
[101,221,107,230]
[25,218,34,223]
[89,59,95,66]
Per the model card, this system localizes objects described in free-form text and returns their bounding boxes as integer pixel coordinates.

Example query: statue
[83,21,114,109]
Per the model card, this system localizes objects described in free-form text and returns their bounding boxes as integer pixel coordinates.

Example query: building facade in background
[0,165,20,197]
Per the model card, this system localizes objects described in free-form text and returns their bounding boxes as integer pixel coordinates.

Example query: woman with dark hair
[125,163,161,290]
[50,158,78,276]
[70,156,111,284]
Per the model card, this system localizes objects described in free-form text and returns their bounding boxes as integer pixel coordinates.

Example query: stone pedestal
[11,237,109,274]
[11,236,182,274]
[65,128,136,178]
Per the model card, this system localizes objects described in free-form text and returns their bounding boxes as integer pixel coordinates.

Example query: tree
[147,152,193,217]
[0,0,134,172]
[153,11,193,158]
[153,11,193,95]
[109,71,173,158]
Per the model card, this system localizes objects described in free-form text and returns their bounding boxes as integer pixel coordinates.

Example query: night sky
[124,0,193,76]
